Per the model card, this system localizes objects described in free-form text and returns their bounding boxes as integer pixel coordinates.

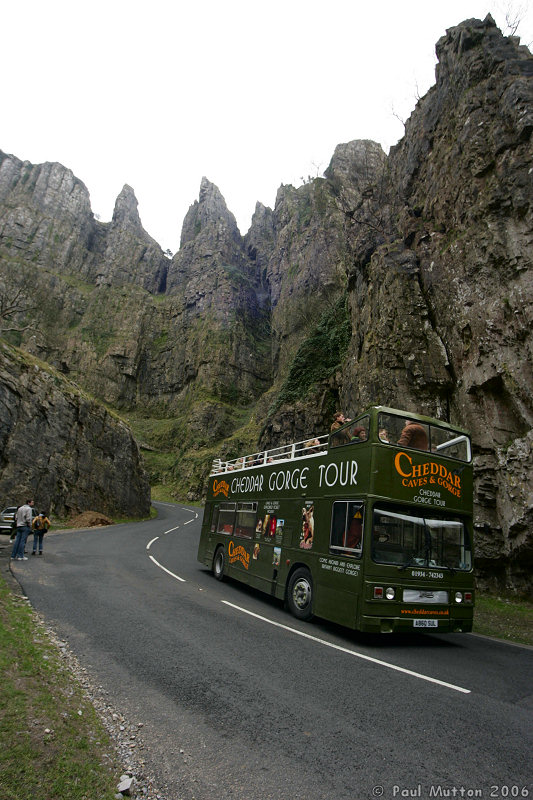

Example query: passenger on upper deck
[330,411,352,444]
[397,420,429,451]
[350,426,367,441]
[304,438,322,454]
[379,428,389,443]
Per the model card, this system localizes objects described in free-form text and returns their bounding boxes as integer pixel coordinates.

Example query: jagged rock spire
[180,177,240,248]
[111,184,142,228]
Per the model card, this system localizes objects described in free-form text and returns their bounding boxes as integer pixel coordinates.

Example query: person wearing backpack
[31,511,51,556]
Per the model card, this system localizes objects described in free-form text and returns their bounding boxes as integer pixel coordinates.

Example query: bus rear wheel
[213,546,225,581]
[287,568,313,621]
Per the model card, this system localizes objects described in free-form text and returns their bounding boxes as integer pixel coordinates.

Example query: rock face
[98,185,168,293]
[0,16,531,591]
[0,343,150,518]
[257,17,533,592]
[335,16,533,591]
[0,152,168,292]
[163,177,271,407]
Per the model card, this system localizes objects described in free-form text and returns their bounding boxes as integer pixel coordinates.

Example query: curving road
[8,502,533,800]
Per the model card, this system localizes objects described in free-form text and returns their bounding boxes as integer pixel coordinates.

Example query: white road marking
[147,509,195,563]
[164,525,181,534]
[149,555,186,582]
[222,601,471,694]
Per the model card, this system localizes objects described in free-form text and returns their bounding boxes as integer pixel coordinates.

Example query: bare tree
[498,1,529,38]
[391,103,406,130]
[0,270,38,335]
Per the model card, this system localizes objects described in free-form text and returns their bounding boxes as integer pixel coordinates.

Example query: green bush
[274,295,351,409]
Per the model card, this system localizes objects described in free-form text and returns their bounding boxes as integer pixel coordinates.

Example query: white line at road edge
[146,537,159,550]
[222,601,471,694]
[149,555,186,582]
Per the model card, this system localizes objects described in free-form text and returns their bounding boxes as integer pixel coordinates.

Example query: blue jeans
[32,532,45,553]
[11,526,31,559]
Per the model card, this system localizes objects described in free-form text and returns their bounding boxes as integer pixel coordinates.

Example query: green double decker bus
[197,406,474,633]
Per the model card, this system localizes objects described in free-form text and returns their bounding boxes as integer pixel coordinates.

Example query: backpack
[33,516,43,530]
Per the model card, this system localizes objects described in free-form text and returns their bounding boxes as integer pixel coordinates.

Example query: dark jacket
[398,422,429,450]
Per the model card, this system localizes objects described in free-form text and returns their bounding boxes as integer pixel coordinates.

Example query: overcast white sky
[2,1,532,252]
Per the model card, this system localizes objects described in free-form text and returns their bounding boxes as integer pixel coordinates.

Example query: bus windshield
[371,504,472,571]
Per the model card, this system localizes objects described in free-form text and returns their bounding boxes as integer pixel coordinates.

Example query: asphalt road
[6,502,533,800]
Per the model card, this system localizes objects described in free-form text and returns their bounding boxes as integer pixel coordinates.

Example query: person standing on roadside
[31,511,51,556]
[10,499,34,561]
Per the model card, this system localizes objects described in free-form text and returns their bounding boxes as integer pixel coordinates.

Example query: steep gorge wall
[0,16,531,589]
[0,153,168,293]
[0,343,150,518]
[253,18,532,591]
[341,16,533,590]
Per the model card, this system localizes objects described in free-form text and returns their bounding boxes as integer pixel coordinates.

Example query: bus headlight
[385,587,395,600]
[455,592,463,603]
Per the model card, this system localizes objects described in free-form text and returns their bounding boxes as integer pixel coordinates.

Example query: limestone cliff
[163,177,270,406]
[337,16,533,591]
[0,16,531,590]
[254,17,533,591]
[0,343,150,518]
[0,152,168,292]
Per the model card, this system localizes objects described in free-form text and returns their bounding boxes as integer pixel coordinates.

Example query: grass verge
[472,593,533,646]
[0,571,120,800]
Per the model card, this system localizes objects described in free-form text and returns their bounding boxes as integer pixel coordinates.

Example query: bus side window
[216,503,236,535]
[331,504,347,548]
[346,512,363,549]
[210,505,219,533]
[331,416,369,448]
[234,502,258,539]
[330,501,364,557]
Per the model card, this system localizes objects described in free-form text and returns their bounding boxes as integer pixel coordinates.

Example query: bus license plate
[413,619,438,628]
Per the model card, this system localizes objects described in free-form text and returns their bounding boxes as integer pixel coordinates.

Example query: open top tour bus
[197,407,474,633]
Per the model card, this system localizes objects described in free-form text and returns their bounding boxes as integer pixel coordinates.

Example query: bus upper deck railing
[209,411,472,475]
[210,434,330,475]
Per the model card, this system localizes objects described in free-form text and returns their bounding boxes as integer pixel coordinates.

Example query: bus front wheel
[213,547,225,581]
[287,568,313,621]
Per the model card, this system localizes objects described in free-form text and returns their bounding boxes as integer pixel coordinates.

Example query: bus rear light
[374,586,384,599]
[464,592,473,603]
[455,592,463,603]
[385,587,396,600]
